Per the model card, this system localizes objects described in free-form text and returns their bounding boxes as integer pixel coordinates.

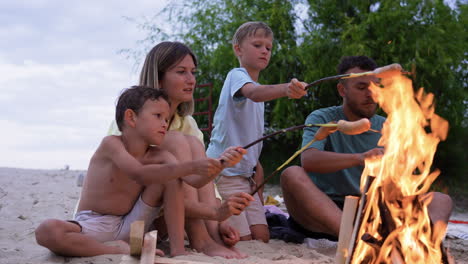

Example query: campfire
[337,73,450,263]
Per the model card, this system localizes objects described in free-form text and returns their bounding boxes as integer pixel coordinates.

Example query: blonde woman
[109,42,252,258]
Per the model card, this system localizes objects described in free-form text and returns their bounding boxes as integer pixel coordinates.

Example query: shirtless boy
[35,86,246,257]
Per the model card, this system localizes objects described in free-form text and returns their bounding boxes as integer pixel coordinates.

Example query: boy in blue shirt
[206,21,307,242]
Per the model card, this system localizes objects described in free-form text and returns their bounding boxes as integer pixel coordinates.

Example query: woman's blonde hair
[139,41,198,116]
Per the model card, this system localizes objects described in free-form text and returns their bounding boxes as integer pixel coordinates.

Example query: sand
[0,167,466,264]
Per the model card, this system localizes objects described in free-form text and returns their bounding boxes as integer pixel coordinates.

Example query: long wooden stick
[242,123,336,149]
[250,138,318,195]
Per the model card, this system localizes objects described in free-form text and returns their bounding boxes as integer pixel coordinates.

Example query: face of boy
[159,55,197,105]
[235,30,273,71]
[136,98,170,145]
[338,67,379,119]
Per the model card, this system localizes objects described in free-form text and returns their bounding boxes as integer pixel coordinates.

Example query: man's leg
[35,219,129,256]
[280,166,341,236]
[426,192,453,224]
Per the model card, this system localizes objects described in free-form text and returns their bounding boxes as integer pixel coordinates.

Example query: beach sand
[0,167,466,264]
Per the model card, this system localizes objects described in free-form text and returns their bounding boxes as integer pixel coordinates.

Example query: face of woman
[159,54,197,106]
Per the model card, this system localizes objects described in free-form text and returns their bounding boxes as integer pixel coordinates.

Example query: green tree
[129,0,467,187]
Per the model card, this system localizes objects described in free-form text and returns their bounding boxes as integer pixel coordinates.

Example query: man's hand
[360,147,385,165]
[216,192,254,221]
[286,78,307,99]
[219,221,240,247]
[219,146,247,167]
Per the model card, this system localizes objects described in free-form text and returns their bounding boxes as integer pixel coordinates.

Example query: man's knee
[431,192,453,210]
[280,166,308,187]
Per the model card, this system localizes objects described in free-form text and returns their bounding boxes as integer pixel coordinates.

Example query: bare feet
[228,246,248,258]
[170,248,191,257]
[196,240,243,259]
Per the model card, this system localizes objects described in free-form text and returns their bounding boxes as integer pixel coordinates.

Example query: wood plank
[140,230,158,264]
[335,196,359,264]
[130,220,145,256]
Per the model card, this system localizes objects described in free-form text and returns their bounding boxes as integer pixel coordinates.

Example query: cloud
[0,0,169,169]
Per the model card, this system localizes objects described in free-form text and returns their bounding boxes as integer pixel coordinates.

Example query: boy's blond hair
[232,21,273,47]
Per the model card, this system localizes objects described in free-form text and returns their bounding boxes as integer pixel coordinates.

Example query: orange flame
[351,74,449,263]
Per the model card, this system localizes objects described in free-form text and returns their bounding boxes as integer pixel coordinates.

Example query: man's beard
[349,100,376,119]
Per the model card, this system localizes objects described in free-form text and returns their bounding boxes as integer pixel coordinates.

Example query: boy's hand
[216,192,254,221]
[219,146,247,167]
[219,221,240,247]
[192,158,224,177]
[286,78,307,99]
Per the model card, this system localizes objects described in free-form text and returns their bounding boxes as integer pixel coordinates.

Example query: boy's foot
[196,240,242,259]
[228,246,248,258]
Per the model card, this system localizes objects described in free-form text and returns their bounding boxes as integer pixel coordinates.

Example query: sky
[0,1,169,170]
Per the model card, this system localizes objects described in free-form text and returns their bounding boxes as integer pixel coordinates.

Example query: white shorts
[72,196,160,242]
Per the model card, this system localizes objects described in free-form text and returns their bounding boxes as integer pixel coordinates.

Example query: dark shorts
[287,199,344,241]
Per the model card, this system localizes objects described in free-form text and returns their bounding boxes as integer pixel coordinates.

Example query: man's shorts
[70,196,160,242]
[287,199,344,241]
[216,175,267,237]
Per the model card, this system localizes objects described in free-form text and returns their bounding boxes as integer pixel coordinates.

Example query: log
[345,176,375,264]
[130,220,145,256]
[140,230,158,264]
[335,196,359,264]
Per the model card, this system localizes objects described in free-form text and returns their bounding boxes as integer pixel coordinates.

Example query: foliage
[129,0,468,184]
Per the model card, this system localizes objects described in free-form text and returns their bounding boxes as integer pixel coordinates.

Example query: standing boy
[206,21,307,242]
[35,86,246,257]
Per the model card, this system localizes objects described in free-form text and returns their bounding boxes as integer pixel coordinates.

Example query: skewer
[304,63,408,90]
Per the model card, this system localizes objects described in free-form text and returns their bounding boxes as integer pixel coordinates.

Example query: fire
[351,73,449,263]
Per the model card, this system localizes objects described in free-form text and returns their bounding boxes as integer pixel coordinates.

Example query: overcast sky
[0,1,169,170]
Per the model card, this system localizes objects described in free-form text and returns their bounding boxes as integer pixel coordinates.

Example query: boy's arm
[238,78,306,102]
[103,136,221,186]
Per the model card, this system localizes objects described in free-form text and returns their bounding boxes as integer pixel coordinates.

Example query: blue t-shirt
[206,68,264,177]
[302,106,385,202]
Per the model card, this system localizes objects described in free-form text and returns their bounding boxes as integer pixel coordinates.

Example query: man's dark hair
[115,86,168,131]
[337,56,378,74]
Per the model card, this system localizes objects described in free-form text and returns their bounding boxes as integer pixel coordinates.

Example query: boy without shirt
[35,86,246,257]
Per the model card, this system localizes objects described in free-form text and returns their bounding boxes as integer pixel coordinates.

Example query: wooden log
[130,220,145,256]
[345,176,375,264]
[335,196,359,264]
[140,230,158,264]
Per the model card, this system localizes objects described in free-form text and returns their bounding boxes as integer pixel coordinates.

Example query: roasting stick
[304,63,406,90]
[250,118,373,196]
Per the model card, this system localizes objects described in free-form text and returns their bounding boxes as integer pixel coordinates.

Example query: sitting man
[280,55,453,240]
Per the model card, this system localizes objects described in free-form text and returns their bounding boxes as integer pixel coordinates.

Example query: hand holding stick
[250,118,376,196]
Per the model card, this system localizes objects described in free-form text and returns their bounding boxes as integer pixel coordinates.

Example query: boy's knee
[35,219,64,246]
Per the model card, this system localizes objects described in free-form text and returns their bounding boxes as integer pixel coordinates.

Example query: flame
[351,74,449,263]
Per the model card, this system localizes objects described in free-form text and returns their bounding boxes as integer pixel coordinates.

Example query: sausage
[337,118,371,135]
[314,123,337,141]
